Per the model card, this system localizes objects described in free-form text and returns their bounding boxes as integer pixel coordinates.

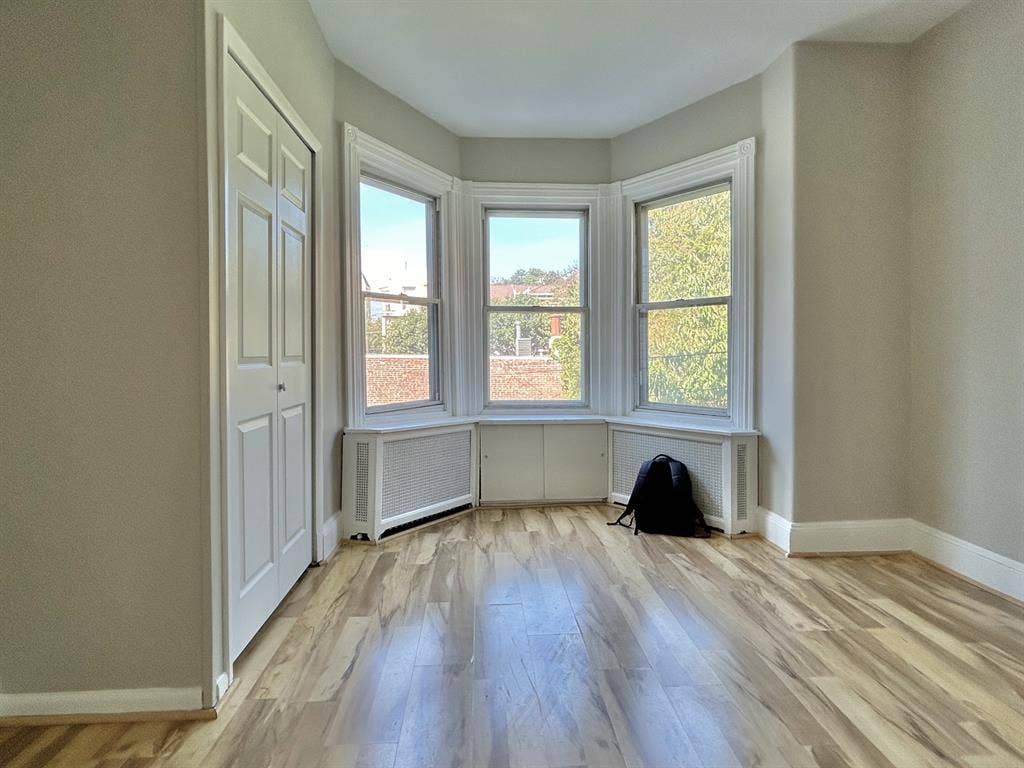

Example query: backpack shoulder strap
[608,457,654,530]
[668,460,710,534]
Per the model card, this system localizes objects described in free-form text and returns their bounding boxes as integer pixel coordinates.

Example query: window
[358,176,441,411]
[484,210,587,404]
[637,183,732,413]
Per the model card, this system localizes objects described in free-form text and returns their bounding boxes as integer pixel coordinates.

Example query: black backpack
[609,454,710,537]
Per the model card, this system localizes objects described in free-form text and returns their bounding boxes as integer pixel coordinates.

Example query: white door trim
[204,15,325,708]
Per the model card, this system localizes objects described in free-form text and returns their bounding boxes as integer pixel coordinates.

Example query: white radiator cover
[608,424,757,535]
[341,424,477,540]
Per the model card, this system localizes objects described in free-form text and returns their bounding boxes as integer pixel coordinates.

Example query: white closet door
[224,56,313,660]
[275,117,313,598]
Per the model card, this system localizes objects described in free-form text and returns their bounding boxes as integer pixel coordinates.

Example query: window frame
[482,207,590,409]
[359,174,443,415]
[343,125,457,427]
[635,181,733,417]
[621,138,756,430]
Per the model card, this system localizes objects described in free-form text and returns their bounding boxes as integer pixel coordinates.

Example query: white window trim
[360,175,442,415]
[465,183,608,415]
[341,131,754,434]
[483,207,590,409]
[620,138,756,430]
[342,124,459,427]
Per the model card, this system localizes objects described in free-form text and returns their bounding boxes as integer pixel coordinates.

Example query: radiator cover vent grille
[611,429,723,523]
[354,442,370,522]
[735,443,748,521]
[381,430,472,521]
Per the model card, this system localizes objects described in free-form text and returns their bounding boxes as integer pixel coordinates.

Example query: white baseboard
[0,686,203,717]
[755,507,1023,602]
[789,516,912,554]
[758,507,791,552]
[908,520,1023,602]
[213,672,231,707]
[318,511,342,561]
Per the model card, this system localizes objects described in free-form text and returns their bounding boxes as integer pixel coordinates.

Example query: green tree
[503,267,571,285]
[488,293,551,356]
[643,189,731,407]
[365,305,429,354]
[548,274,581,400]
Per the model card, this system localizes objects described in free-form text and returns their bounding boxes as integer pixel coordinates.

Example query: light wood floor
[3,505,1023,768]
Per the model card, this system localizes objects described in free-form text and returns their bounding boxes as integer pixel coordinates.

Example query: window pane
[487,214,581,306]
[642,304,728,409]
[359,180,432,297]
[488,311,582,402]
[364,299,437,408]
[642,187,730,303]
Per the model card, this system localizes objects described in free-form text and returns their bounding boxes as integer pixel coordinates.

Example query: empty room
[1,0,1022,766]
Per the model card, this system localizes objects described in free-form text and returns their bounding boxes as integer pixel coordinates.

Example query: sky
[360,182,580,290]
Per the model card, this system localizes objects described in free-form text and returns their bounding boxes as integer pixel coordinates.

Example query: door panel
[236,101,273,183]
[279,144,307,211]
[275,118,313,597]
[479,425,545,502]
[238,197,274,363]
[238,414,274,588]
[280,224,305,362]
[280,404,306,544]
[226,54,314,661]
[224,56,288,661]
[543,425,608,500]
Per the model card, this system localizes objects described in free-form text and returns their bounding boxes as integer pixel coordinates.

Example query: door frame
[203,15,326,707]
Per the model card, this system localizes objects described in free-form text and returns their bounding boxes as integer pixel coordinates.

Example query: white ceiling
[310,0,967,139]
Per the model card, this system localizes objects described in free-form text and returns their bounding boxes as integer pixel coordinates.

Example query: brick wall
[488,356,564,401]
[365,354,564,406]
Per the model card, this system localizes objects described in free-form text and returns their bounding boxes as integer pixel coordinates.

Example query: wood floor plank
[6,504,1022,768]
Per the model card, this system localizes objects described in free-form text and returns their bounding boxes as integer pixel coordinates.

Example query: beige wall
[790,43,911,523]
[757,48,797,521]
[460,138,610,183]
[0,0,204,693]
[335,60,461,177]
[907,0,1024,560]
[609,76,763,181]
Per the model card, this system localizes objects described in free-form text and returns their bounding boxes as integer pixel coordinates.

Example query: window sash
[359,174,440,301]
[485,307,587,406]
[636,299,730,414]
[359,175,443,414]
[483,208,588,311]
[483,208,589,406]
[636,181,732,306]
[635,183,734,415]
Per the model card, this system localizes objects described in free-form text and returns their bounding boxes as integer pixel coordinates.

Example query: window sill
[347,411,474,435]
[478,413,605,426]
[607,413,759,437]
[344,411,758,437]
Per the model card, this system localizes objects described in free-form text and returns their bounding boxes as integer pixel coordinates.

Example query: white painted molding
[757,507,792,553]
[754,508,1023,601]
[213,673,231,707]
[789,517,912,554]
[619,137,756,431]
[909,520,1024,602]
[0,687,203,717]
[318,510,342,561]
[344,125,454,195]
[342,123,457,428]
